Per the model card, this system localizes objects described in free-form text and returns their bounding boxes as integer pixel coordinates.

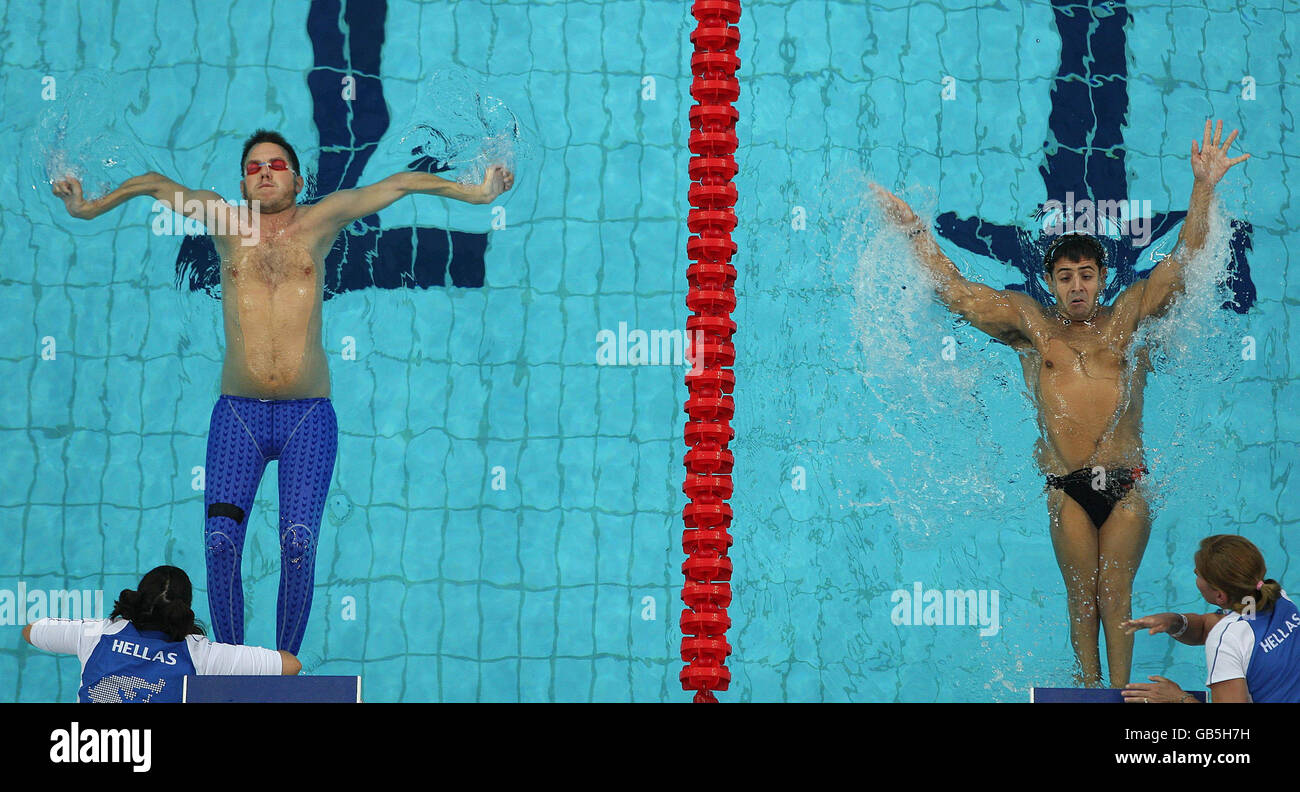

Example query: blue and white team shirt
[1205,594,1300,703]
[30,618,282,703]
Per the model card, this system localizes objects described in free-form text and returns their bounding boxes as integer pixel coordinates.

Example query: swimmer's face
[1045,257,1105,319]
[240,142,302,214]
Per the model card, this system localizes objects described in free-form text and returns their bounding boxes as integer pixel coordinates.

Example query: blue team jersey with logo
[77,622,198,703]
[1243,596,1300,703]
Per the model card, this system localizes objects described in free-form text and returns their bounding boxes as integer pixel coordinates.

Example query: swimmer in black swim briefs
[1046,466,1148,530]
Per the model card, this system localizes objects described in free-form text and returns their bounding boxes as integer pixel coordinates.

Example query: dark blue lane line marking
[933,0,1254,313]
[176,0,489,298]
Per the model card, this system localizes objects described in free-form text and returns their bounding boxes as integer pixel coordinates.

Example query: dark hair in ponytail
[110,566,207,642]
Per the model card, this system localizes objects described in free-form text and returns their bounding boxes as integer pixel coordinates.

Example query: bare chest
[1038,329,1129,380]
[224,237,319,289]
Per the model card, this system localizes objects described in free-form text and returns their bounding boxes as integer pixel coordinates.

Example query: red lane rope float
[683,0,741,703]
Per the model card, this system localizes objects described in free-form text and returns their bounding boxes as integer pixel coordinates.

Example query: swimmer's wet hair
[1194,535,1282,615]
[241,129,301,175]
[110,565,207,642]
[1043,234,1107,276]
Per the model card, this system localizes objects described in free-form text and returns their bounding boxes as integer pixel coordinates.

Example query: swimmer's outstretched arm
[1116,119,1250,321]
[871,183,1037,345]
[306,166,515,234]
[52,172,234,230]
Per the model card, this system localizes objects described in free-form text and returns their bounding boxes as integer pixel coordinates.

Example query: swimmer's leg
[1096,491,1151,689]
[1047,488,1102,687]
[273,399,338,654]
[204,397,271,645]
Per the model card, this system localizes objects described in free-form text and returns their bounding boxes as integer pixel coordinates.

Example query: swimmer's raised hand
[869,182,921,230]
[479,165,515,203]
[1191,118,1250,187]
[51,175,95,219]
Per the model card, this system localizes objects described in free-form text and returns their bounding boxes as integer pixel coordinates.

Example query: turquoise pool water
[731,0,1296,701]
[2,1,1295,702]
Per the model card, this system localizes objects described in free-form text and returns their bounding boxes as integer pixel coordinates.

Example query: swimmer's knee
[206,503,247,558]
[205,529,235,558]
[1061,581,1100,612]
[1097,570,1136,604]
[1059,566,1099,591]
[280,523,317,566]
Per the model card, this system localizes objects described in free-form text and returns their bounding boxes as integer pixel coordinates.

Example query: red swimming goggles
[245,158,294,176]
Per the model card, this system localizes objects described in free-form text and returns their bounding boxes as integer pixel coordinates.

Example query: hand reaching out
[1191,119,1250,187]
[1119,613,1179,636]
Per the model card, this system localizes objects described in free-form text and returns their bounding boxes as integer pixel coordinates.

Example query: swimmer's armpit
[945,283,1037,345]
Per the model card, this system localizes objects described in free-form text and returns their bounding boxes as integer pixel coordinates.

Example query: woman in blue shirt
[1120,535,1299,703]
[24,565,299,702]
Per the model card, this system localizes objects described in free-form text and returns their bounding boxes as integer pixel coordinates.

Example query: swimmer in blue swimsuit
[204,396,337,652]
[53,130,513,654]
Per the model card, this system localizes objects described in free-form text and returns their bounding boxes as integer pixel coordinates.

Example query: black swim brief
[1045,465,1147,529]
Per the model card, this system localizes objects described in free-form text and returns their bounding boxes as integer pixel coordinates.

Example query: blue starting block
[1031,687,1208,703]
[182,676,362,703]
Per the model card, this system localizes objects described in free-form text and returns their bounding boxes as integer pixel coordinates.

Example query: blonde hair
[1195,535,1281,614]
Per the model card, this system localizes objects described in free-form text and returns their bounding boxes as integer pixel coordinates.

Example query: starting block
[182,676,362,703]
[1030,687,1207,703]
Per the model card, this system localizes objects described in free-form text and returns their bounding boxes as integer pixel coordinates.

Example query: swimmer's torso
[212,212,333,399]
[1011,306,1149,472]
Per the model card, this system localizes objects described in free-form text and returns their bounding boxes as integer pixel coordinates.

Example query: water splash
[384,70,534,187]
[1138,200,1242,366]
[24,71,152,202]
[829,175,1030,547]
[1132,198,1245,515]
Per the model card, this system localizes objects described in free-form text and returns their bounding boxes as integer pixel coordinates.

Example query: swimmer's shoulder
[1005,290,1047,315]
[278,202,351,258]
[1001,291,1049,346]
